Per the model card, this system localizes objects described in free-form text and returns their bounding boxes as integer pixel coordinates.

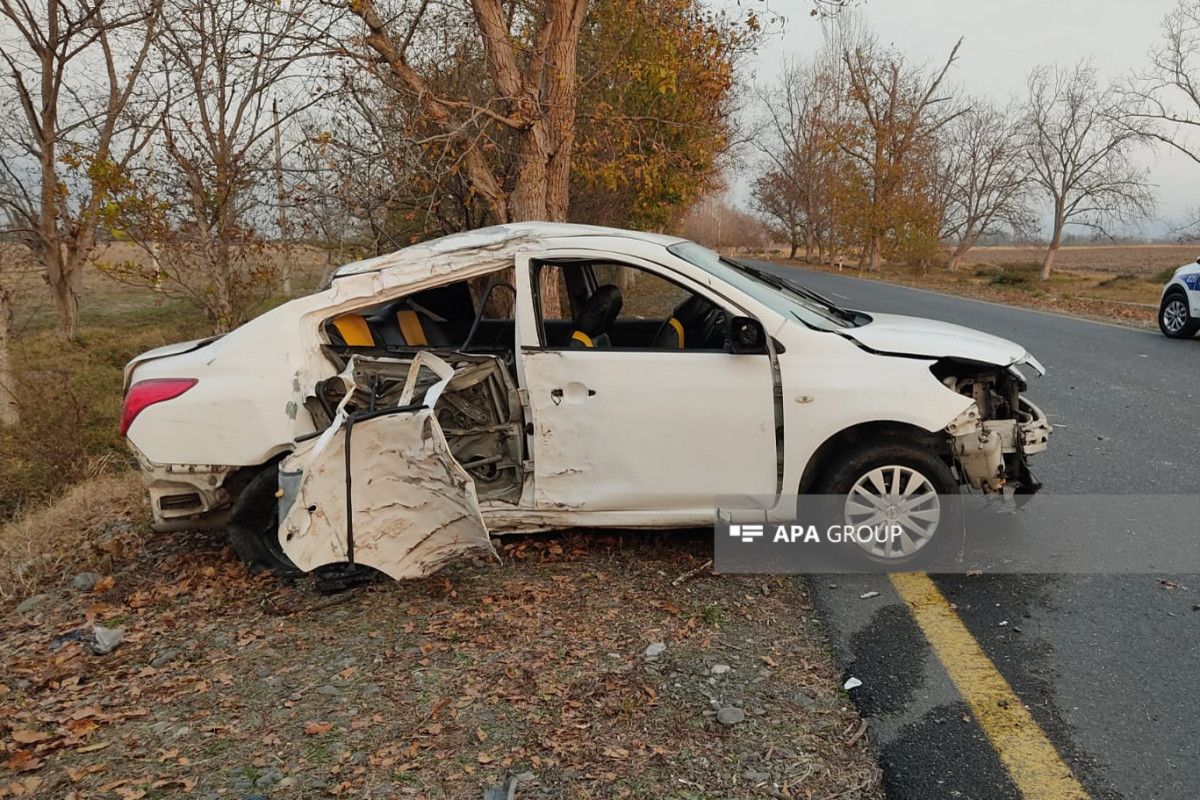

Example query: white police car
[1159,258,1200,338]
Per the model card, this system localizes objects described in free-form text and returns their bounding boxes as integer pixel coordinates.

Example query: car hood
[839,312,1045,374]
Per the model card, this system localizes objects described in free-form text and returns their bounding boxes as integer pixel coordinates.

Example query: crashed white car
[121,223,1052,576]
[1159,257,1200,338]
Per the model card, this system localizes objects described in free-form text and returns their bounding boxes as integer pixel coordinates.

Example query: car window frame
[317,263,514,352]
[522,251,760,353]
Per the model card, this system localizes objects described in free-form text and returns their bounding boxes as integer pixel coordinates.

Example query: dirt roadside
[770,256,1165,330]
[1,522,882,799]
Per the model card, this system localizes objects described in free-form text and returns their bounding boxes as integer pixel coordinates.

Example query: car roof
[329,222,687,280]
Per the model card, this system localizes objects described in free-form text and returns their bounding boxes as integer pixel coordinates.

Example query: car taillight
[119,378,198,436]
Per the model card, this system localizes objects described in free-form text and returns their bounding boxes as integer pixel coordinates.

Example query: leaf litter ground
[2,527,881,799]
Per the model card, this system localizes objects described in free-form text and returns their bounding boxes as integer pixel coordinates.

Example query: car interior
[532,260,729,350]
[321,259,730,356]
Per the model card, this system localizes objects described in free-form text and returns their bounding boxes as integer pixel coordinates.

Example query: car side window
[531,260,729,351]
[322,270,515,351]
[591,262,691,319]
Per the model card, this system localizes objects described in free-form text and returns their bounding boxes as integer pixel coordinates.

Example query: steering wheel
[695,304,726,348]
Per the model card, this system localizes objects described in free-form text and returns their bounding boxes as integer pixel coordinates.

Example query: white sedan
[1159,258,1200,338]
[120,223,1051,576]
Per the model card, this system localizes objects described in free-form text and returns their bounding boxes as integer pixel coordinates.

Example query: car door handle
[550,385,597,405]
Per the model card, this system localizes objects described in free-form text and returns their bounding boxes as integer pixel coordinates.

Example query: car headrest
[672,293,715,327]
[574,284,623,337]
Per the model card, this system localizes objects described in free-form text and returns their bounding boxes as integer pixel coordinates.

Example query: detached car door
[515,251,778,515]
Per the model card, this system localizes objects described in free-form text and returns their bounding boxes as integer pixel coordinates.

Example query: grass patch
[973,261,1042,288]
[0,471,147,598]
[780,252,1163,328]
[1152,264,1181,283]
[1097,273,1141,288]
[0,303,211,522]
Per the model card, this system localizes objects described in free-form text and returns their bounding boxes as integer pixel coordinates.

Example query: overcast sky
[732,0,1196,238]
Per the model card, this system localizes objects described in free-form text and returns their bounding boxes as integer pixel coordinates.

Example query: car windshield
[667,241,858,331]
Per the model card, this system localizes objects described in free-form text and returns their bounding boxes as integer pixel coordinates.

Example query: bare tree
[0,0,160,340]
[1120,1,1200,167]
[303,67,487,255]
[292,123,362,266]
[750,167,806,259]
[1025,62,1155,279]
[936,100,1033,270]
[841,36,964,270]
[679,195,770,253]
[104,0,328,329]
[753,60,832,261]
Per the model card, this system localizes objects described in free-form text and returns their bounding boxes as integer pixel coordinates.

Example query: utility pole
[273,98,292,296]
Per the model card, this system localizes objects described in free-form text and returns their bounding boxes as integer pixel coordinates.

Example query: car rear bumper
[130,445,237,532]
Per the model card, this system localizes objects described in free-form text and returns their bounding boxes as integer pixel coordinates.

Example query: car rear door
[278,353,497,579]
[514,250,779,516]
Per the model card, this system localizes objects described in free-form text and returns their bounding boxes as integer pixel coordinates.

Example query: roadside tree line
[750,4,1200,279]
[0,0,777,347]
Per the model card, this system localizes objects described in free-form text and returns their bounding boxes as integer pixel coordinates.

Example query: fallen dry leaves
[2,525,882,799]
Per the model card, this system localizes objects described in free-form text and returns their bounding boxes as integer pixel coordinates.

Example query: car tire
[226,466,302,577]
[1159,289,1199,339]
[815,437,960,565]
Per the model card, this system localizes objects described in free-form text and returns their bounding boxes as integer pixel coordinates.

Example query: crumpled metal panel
[278,353,497,580]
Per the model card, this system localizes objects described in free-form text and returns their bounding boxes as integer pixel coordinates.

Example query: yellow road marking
[889,573,1089,800]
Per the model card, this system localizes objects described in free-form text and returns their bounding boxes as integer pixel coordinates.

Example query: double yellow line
[889,573,1089,800]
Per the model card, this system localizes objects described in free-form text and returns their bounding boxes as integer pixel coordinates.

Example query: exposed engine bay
[932,359,1051,493]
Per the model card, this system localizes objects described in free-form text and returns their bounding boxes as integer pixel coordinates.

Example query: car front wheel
[816,438,960,564]
[1159,290,1199,339]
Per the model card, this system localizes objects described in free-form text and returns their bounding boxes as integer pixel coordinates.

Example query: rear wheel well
[797,421,948,494]
[224,450,292,504]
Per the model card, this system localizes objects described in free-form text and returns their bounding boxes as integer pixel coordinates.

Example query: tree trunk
[1041,216,1064,280]
[1040,246,1058,280]
[543,0,585,222]
[868,234,882,272]
[47,266,80,342]
[0,282,17,427]
[509,121,550,222]
[804,227,814,262]
[40,139,82,341]
[788,242,798,259]
[272,99,292,296]
[948,241,970,272]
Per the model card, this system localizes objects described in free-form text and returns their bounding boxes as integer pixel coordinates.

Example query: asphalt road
[750,261,1200,800]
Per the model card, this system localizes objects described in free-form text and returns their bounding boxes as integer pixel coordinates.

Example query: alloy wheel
[843,465,941,560]
[1162,298,1189,334]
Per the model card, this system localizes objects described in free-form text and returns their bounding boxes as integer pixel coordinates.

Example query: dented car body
[121,222,1052,575]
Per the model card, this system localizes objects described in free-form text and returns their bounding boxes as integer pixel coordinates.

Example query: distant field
[2,240,334,335]
[962,243,1200,275]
